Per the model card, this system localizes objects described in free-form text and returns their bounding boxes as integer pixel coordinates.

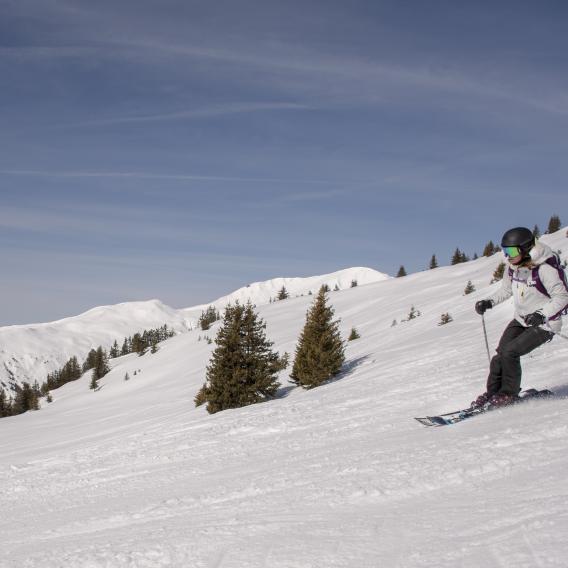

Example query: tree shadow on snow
[327,355,372,385]
[275,355,371,398]
[275,385,296,399]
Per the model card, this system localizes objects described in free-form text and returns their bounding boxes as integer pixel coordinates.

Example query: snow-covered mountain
[1,230,567,567]
[181,266,390,319]
[0,299,191,391]
[0,267,389,390]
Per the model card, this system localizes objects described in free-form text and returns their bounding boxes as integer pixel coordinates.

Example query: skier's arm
[539,265,568,321]
[487,269,513,306]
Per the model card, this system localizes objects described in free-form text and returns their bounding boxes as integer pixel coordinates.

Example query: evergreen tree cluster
[0,382,42,417]
[198,306,221,330]
[451,248,470,265]
[394,215,561,277]
[197,286,346,413]
[1,324,176,420]
[44,356,82,392]
[482,241,499,257]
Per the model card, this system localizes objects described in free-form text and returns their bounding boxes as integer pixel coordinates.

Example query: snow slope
[182,266,390,318]
[0,267,387,390]
[1,232,568,567]
[0,300,191,391]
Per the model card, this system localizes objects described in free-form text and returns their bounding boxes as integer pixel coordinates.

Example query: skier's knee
[500,344,520,359]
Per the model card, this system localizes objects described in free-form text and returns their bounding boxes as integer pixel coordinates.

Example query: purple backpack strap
[532,254,568,319]
[532,265,550,298]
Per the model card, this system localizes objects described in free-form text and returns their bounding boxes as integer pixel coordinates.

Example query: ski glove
[475,300,493,315]
[524,311,546,327]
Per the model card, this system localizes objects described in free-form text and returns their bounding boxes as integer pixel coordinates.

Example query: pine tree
[121,338,130,356]
[277,286,290,300]
[93,347,110,380]
[438,313,453,326]
[491,262,506,283]
[131,333,146,355]
[546,215,562,234]
[533,225,541,239]
[483,241,497,257]
[90,372,99,391]
[397,265,407,277]
[124,372,130,382]
[429,254,438,269]
[109,340,120,359]
[82,349,98,372]
[451,248,464,265]
[201,302,283,414]
[406,305,421,320]
[464,280,476,295]
[333,284,340,292]
[348,327,360,341]
[350,279,358,288]
[290,286,345,389]
[0,388,11,417]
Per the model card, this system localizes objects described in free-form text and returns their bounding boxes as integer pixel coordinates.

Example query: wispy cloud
[0,169,340,185]
[63,101,311,128]
[107,39,568,116]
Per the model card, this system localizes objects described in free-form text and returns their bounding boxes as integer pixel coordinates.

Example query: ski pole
[481,313,492,364]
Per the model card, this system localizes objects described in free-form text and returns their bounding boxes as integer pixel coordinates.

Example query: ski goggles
[503,246,522,258]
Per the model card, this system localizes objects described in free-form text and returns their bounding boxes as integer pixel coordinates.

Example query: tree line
[396,215,562,278]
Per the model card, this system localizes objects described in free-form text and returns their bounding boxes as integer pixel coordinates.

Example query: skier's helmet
[500,227,535,259]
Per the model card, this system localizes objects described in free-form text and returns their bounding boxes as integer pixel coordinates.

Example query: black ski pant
[486,319,553,396]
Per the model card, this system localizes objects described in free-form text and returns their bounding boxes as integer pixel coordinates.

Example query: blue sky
[1,0,567,324]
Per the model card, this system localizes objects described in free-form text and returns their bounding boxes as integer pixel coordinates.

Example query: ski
[415,407,483,427]
[415,388,555,427]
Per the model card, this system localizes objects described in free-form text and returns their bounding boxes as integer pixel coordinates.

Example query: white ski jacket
[488,241,568,333]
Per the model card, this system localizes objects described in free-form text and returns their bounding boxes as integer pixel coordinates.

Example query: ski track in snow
[1,232,568,567]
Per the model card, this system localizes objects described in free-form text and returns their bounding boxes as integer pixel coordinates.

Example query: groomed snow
[1,233,567,567]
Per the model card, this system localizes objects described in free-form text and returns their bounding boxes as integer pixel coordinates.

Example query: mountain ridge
[0,266,389,389]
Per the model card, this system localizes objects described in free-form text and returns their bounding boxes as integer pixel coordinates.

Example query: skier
[472,226,568,409]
